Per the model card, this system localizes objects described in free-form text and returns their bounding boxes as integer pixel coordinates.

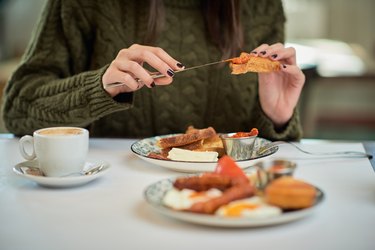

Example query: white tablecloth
[0,138,374,250]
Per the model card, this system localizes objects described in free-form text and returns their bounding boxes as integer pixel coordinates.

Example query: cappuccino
[19,127,89,177]
[38,128,83,136]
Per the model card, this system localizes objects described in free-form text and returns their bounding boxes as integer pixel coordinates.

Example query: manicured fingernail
[177,62,184,68]
[282,64,287,68]
[167,69,175,77]
[260,51,266,55]
[150,82,156,88]
[251,51,257,54]
[271,54,278,59]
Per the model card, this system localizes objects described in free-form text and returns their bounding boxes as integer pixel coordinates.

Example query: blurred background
[0,0,374,140]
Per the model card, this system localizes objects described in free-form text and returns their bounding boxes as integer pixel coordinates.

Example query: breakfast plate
[144,177,324,227]
[131,135,278,172]
[13,160,110,188]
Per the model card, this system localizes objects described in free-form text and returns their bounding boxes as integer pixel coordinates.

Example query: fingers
[280,64,305,86]
[102,44,184,96]
[113,59,155,88]
[102,66,143,97]
[252,43,297,65]
[127,44,184,76]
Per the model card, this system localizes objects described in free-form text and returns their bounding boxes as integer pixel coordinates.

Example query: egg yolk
[189,192,208,199]
[224,203,259,217]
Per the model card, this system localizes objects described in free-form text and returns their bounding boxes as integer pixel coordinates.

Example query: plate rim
[144,177,325,227]
[131,135,278,172]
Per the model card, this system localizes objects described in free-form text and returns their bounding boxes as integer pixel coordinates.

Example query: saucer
[13,160,110,188]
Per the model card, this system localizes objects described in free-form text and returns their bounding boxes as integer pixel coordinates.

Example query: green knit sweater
[2,0,302,140]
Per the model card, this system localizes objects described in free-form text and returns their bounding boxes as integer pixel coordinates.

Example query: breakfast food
[160,155,320,219]
[174,173,233,192]
[163,187,223,210]
[265,176,317,209]
[148,126,225,161]
[157,126,216,149]
[229,128,259,138]
[171,172,255,215]
[187,182,255,214]
[215,196,282,218]
[229,52,281,74]
[167,148,219,162]
[163,156,256,215]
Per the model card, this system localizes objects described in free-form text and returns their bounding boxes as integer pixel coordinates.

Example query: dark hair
[145,0,244,59]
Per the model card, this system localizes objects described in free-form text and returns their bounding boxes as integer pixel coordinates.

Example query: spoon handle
[259,141,372,158]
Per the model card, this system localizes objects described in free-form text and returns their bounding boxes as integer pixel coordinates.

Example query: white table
[1,137,374,250]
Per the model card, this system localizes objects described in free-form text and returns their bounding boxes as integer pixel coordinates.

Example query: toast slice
[156,127,217,149]
[193,135,225,157]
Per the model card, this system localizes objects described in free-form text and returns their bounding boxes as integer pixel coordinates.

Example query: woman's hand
[102,44,184,97]
[253,43,305,128]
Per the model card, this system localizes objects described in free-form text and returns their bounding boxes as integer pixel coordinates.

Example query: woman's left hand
[253,43,305,129]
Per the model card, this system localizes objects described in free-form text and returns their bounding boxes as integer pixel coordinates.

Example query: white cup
[19,127,89,177]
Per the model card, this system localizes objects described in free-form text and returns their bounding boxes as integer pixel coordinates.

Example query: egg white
[216,196,282,218]
[163,188,222,210]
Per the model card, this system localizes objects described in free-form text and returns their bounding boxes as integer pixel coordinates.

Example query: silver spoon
[59,165,105,177]
[20,165,105,177]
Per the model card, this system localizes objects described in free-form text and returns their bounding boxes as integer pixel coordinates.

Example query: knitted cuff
[252,100,302,141]
[81,66,133,119]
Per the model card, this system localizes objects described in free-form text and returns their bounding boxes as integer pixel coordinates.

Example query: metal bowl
[253,159,297,189]
[220,133,257,161]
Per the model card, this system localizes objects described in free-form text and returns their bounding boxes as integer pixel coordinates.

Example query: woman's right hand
[102,44,184,97]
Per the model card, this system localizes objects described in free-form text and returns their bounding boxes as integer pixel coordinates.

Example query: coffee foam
[38,128,83,136]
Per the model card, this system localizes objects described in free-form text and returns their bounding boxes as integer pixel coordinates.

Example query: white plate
[131,135,278,172]
[144,177,324,227]
[13,160,110,188]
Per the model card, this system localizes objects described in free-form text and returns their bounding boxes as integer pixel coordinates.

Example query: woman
[2,0,305,140]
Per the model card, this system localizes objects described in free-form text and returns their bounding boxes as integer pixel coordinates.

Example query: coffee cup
[19,127,89,177]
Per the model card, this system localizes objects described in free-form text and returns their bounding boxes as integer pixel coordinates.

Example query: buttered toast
[150,126,225,160]
[156,126,217,149]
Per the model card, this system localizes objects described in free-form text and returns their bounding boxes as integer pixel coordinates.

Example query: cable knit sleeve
[1,0,131,136]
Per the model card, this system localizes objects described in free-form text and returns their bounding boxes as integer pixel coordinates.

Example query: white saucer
[13,160,110,188]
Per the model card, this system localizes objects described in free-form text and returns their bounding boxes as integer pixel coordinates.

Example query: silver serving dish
[220,133,257,161]
[253,159,297,189]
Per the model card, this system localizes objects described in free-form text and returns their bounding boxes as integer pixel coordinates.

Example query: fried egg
[215,196,282,218]
[163,188,222,210]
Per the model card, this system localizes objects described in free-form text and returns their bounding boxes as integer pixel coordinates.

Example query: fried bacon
[147,152,169,160]
[172,173,255,214]
[174,173,233,192]
[186,183,255,214]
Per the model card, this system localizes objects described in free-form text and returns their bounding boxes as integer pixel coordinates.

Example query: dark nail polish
[251,51,257,54]
[260,51,266,55]
[177,62,184,68]
[167,69,175,77]
[150,82,156,88]
[271,54,277,59]
[282,64,287,68]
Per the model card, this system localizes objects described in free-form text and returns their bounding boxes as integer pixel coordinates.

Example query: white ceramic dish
[144,177,324,227]
[131,135,278,172]
[13,160,110,188]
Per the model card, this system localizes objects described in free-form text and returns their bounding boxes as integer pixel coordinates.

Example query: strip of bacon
[186,183,255,214]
